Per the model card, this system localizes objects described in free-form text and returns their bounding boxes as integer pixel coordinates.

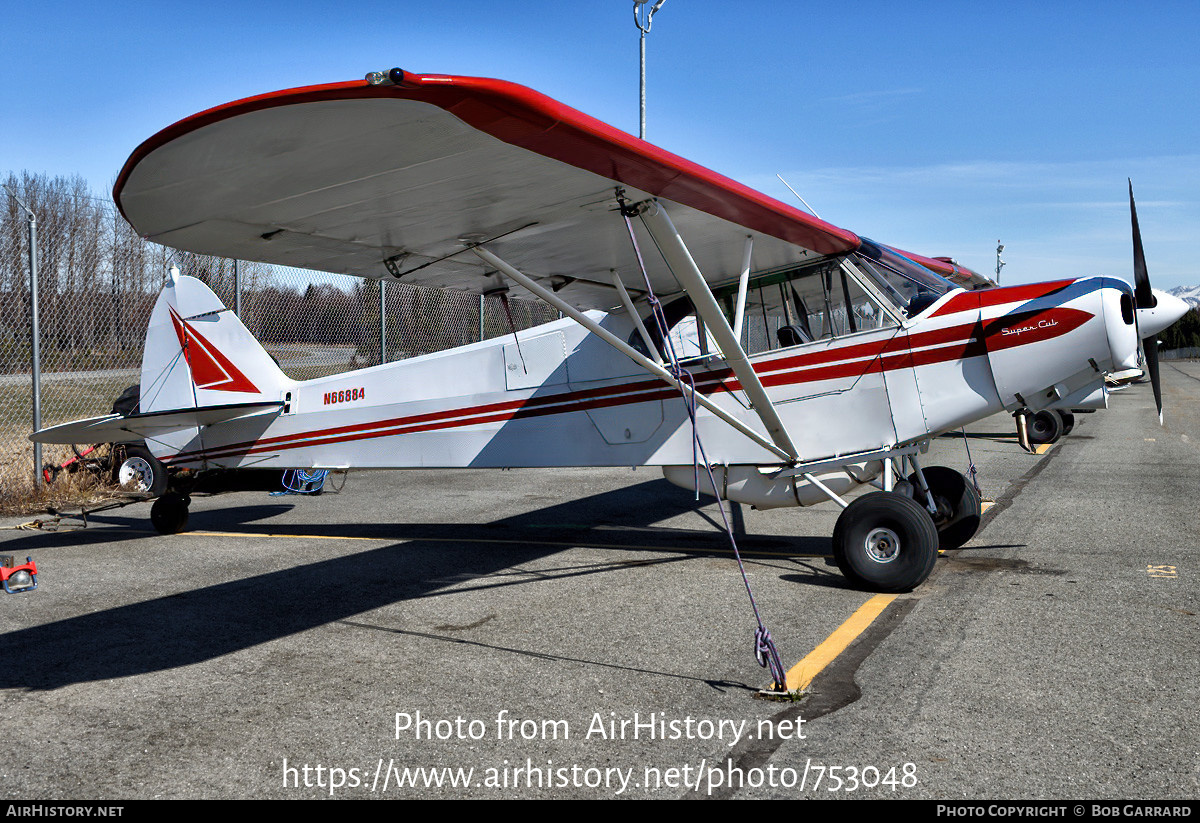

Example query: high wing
[114,69,861,310]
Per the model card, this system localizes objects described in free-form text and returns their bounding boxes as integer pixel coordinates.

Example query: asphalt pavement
[1,367,1196,800]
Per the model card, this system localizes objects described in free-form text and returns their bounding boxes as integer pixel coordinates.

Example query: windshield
[853,238,956,316]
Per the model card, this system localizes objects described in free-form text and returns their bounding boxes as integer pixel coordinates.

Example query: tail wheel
[150,493,190,535]
[832,492,939,593]
[908,466,982,551]
[113,444,168,496]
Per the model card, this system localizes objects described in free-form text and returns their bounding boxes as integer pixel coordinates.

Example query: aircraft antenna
[775,174,822,218]
[495,289,528,375]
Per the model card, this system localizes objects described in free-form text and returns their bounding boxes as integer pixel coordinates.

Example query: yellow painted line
[1146,564,1177,578]
[1033,443,1052,455]
[190,530,381,542]
[981,500,995,513]
[185,530,823,559]
[785,594,897,692]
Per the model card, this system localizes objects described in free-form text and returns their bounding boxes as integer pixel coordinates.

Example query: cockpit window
[630,257,899,361]
[852,238,956,317]
[716,259,896,356]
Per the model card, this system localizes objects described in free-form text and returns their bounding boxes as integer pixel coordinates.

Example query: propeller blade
[1142,334,1164,424]
[1129,179,1156,310]
[1130,180,1166,422]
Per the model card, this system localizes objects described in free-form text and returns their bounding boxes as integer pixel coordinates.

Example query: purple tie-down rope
[960,426,982,497]
[675,367,789,691]
[620,203,789,691]
[756,627,787,688]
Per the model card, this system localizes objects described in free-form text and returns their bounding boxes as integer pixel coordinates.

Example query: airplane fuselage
[154,276,1138,491]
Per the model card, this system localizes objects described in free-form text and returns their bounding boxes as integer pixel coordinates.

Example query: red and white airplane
[32,69,1186,593]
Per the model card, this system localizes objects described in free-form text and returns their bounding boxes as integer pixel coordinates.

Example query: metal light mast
[634,0,666,139]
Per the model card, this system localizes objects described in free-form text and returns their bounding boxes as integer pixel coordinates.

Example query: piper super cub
[33,68,1185,593]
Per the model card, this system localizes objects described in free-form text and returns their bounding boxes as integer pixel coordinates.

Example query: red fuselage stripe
[165,323,992,464]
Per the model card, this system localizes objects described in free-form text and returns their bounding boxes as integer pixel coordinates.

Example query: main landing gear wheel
[832,492,939,593]
[908,466,982,551]
[150,493,190,535]
[1025,409,1063,445]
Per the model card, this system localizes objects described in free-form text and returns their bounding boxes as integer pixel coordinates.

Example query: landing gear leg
[907,465,982,550]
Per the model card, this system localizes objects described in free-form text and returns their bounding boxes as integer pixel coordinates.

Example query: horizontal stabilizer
[30,402,283,445]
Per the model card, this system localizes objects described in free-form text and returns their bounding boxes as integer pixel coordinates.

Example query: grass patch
[0,374,134,437]
[0,453,124,516]
[0,376,134,510]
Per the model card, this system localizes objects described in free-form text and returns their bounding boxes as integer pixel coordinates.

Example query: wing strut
[731,235,753,342]
[608,269,660,360]
[469,246,792,463]
[635,201,801,462]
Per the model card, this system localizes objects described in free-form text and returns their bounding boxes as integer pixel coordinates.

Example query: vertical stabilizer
[140,272,290,415]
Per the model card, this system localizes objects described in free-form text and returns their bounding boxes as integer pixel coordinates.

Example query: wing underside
[115,72,861,310]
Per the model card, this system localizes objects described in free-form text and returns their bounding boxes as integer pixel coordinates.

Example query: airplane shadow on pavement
[0,479,838,690]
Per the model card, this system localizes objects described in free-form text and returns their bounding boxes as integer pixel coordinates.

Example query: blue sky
[3,0,1197,290]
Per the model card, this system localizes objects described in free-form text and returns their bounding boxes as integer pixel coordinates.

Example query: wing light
[365,68,407,86]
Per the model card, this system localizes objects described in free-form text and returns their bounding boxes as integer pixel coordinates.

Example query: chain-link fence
[1,172,559,498]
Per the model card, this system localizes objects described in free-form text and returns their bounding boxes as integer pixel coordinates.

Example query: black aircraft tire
[908,466,983,551]
[832,492,939,593]
[1026,410,1063,445]
[1056,410,1075,436]
[150,493,190,535]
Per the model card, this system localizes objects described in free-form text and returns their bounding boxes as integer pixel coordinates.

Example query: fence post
[5,186,42,485]
[233,258,241,317]
[379,279,387,365]
[28,211,41,485]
